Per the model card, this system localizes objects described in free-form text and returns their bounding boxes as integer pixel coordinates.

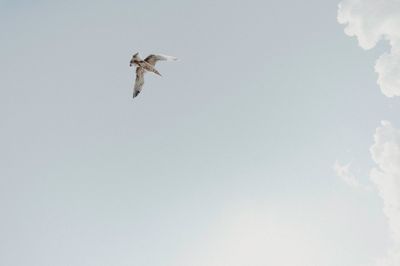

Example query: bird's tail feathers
[153,69,162,76]
[133,90,140,98]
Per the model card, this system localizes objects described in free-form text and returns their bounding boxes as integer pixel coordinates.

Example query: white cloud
[370,121,400,266]
[338,1,400,264]
[334,161,372,190]
[334,160,363,188]
[338,0,400,97]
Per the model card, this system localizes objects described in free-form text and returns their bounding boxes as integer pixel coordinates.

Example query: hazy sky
[1,0,399,266]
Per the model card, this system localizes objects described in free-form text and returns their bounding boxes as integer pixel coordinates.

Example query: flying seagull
[130,53,177,98]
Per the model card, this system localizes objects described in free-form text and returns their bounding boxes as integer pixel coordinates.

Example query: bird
[129,53,177,98]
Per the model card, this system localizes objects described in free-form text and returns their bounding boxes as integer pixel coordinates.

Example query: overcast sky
[1,0,400,266]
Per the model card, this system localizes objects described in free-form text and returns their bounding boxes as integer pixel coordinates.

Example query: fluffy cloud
[338,0,400,97]
[370,121,400,266]
[334,161,363,188]
[338,1,400,264]
[337,0,400,266]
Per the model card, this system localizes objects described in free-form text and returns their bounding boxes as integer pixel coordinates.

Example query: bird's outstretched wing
[144,54,177,66]
[133,67,145,98]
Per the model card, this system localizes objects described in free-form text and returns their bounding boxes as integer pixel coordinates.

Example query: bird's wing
[133,67,145,98]
[144,54,177,66]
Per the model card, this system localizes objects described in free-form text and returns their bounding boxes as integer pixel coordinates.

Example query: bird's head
[130,52,140,67]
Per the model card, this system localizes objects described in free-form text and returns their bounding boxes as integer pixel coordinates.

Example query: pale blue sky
[1,1,399,265]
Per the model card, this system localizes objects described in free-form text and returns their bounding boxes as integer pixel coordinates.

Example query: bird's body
[129,53,177,98]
